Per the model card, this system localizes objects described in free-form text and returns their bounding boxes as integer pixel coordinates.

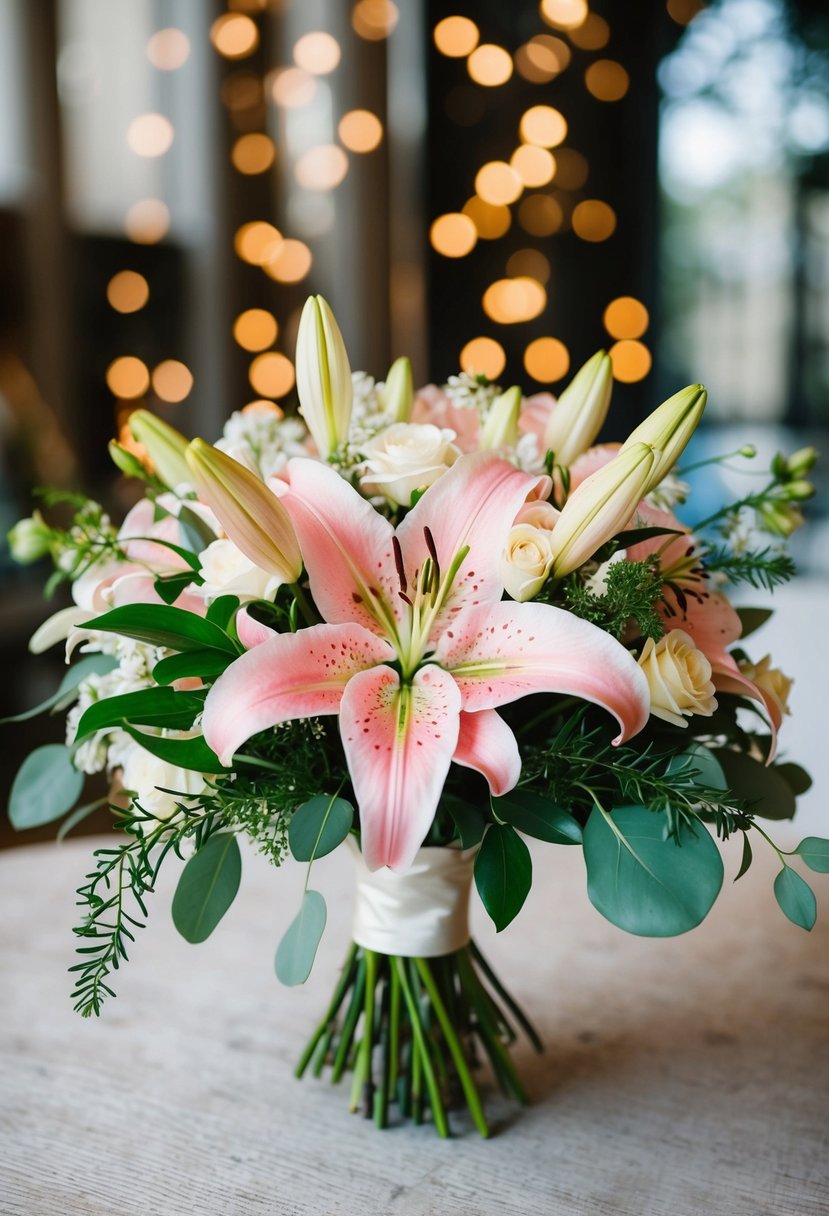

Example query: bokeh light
[127,113,174,158]
[430,213,477,258]
[511,144,556,188]
[506,248,551,285]
[152,360,193,403]
[338,110,384,153]
[540,0,588,30]
[483,277,547,324]
[295,145,349,190]
[475,161,522,205]
[270,68,317,108]
[106,356,150,399]
[433,16,479,58]
[463,196,512,239]
[609,339,652,382]
[568,13,610,50]
[515,34,570,83]
[666,0,704,25]
[262,239,313,282]
[467,44,513,87]
[584,60,630,102]
[125,199,170,244]
[524,337,570,383]
[352,0,400,40]
[518,193,563,236]
[210,14,259,59]
[603,297,649,340]
[249,352,296,397]
[293,32,341,76]
[107,271,149,314]
[146,28,190,71]
[551,147,588,189]
[231,133,275,174]
[234,308,279,352]
[572,199,617,241]
[519,105,567,148]
[459,337,506,379]
[234,221,283,265]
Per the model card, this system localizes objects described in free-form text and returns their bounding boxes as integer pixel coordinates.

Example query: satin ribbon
[350,840,477,958]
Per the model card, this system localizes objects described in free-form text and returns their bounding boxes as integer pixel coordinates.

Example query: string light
[262,239,313,282]
[125,199,170,244]
[249,352,296,397]
[572,199,617,241]
[467,44,513,87]
[293,32,341,75]
[295,145,349,190]
[584,60,630,102]
[231,133,275,174]
[540,0,588,30]
[146,29,190,71]
[524,337,570,382]
[338,110,384,153]
[127,113,174,157]
[519,105,567,148]
[459,337,506,379]
[430,213,477,258]
[609,340,652,382]
[107,271,149,314]
[433,16,479,58]
[234,222,283,265]
[352,1,400,40]
[475,161,522,205]
[234,309,279,352]
[483,277,547,324]
[152,360,193,403]
[210,14,259,59]
[106,356,150,399]
[510,144,556,188]
[603,297,649,340]
[463,196,512,239]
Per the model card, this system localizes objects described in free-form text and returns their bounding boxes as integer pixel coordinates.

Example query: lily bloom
[201,452,650,871]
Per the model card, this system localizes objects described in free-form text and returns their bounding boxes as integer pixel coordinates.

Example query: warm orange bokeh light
[585,59,630,102]
[231,133,275,174]
[506,248,551,285]
[568,13,610,49]
[515,34,571,83]
[127,113,174,158]
[352,0,400,40]
[107,271,149,314]
[125,199,170,244]
[338,110,384,153]
[249,352,296,397]
[475,161,522,205]
[483,277,547,324]
[433,16,479,57]
[667,0,705,25]
[295,145,349,190]
[572,199,617,242]
[552,148,588,189]
[459,337,506,379]
[152,360,193,403]
[106,356,150,399]
[146,28,190,71]
[262,239,313,283]
[609,340,652,382]
[511,144,556,188]
[519,105,567,148]
[463,196,512,239]
[234,308,279,352]
[293,31,341,75]
[518,193,563,236]
[524,337,570,383]
[467,44,513,87]
[603,297,650,340]
[430,213,477,258]
[234,222,283,265]
[210,14,259,59]
[540,0,588,30]
[270,68,317,108]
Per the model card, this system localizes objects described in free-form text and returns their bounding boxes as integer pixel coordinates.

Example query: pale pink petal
[453,709,521,796]
[202,623,394,766]
[518,391,556,443]
[340,663,461,872]
[434,600,650,745]
[118,499,190,571]
[626,502,695,572]
[105,571,207,616]
[396,452,545,624]
[412,386,480,452]
[272,458,402,638]
[660,587,742,657]
[236,607,277,649]
[568,443,621,492]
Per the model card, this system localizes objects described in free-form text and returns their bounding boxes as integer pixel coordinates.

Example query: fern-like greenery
[562,558,665,641]
[701,546,796,591]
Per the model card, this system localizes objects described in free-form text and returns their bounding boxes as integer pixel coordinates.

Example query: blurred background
[1,0,828,838]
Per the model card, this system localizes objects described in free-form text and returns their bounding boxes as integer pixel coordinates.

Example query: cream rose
[499,524,554,602]
[360,422,460,507]
[740,655,793,717]
[120,741,206,822]
[638,629,717,727]
[514,499,560,531]
[198,538,282,603]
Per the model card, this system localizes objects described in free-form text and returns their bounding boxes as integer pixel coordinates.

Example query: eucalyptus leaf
[0,653,118,724]
[288,794,354,862]
[474,823,532,932]
[714,751,796,820]
[794,837,829,874]
[171,832,242,943]
[735,607,773,639]
[775,763,813,797]
[9,745,85,830]
[773,865,816,931]
[85,604,240,655]
[583,804,723,937]
[492,789,582,844]
[152,650,234,686]
[275,889,327,985]
[667,743,727,792]
[75,687,205,740]
[123,726,227,774]
[56,797,109,843]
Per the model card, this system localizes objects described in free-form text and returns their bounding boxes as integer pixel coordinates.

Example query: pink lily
[201,452,650,871]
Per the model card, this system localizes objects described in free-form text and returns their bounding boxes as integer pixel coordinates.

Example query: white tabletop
[1,831,827,1216]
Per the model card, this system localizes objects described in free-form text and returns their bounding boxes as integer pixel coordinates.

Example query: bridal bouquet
[6,296,824,1137]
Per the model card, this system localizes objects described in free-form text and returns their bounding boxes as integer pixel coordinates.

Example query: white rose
[198,538,282,603]
[120,741,206,822]
[500,524,554,602]
[360,422,460,507]
[638,629,717,727]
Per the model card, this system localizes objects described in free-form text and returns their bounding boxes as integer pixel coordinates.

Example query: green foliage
[275,890,327,985]
[123,726,226,774]
[0,653,117,724]
[441,795,488,849]
[171,832,242,943]
[714,750,796,820]
[9,745,85,830]
[288,794,353,862]
[583,804,724,936]
[735,606,773,639]
[563,558,665,641]
[702,546,796,591]
[795,838,829,874]
[492,789,582,844]
[474,823,532,932]
[773,865,816,931]
[75,686,206,739]
[85,604,240,655]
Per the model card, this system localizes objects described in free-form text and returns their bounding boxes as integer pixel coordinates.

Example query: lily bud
[480,385,522,450]
[108,440,152,482]
[621,385,707,492]
[779,479,815,502]
[548,441,655,576]
[129,410,191,489]
[185,439,302,582]
[543,350,612,466]
[785,445,818,479]
[7,511,52,564]
[382,356,414,423]
[295,295,353,458]
[757,500,804,538]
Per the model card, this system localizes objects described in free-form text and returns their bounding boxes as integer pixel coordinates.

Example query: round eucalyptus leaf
[275,889,327,986]
[288,795,353,862]
[9,745,85,830]
[171,832,242,943]
[773,866,816,930]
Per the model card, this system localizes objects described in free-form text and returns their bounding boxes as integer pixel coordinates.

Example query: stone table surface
[1,832,827,1216]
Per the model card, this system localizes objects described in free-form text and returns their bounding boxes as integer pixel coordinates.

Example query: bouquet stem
[295,940,542,1137]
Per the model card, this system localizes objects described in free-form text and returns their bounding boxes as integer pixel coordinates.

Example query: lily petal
[453,709,521,796]
[202,623,394,766]
[236,607,278,649]
[434,600,650,744]
[340,663,461,872]
[29,606,92,653]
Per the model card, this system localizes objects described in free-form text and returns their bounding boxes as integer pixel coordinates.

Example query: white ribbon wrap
[350,841,477,958]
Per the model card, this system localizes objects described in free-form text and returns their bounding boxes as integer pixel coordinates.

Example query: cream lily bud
[185,439,302,582]
[500,524,554,601]
[129,410,191,489]
[295,295,353,458]
[381,356,414,423]
[543,350,612,466]
[548,441,655,576]
[621,385,707,492]
[7,511,52,563]
[786,445,818,479]
[480,385,522,450]
[757,500,804,538]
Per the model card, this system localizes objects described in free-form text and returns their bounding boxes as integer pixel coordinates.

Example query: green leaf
[75,687,205,739]
[123,726,227,774]
[0,653,118,723]
[794,837,829,874]
[773,865,816,931]
[474,823,532,932]
[171,832,242,943]
[775,763,813,797]
[275,889,327,985]
[714,751,796,820]
[85,604,240,655]
[735,607,773,639]
[442,795,487,849]
[152,650,234,686]
[288,794,354,862]
[126,534,201,571]
[734,832,753,881]
[178,505,219,552]
[611,525,684,550]
[153,571,201,605]
[56,798,108,843]
[206,595,240,631]
[493,789,582,844]
[9,745,85,830]
[583,804,724,937]
[667,743,727,791]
